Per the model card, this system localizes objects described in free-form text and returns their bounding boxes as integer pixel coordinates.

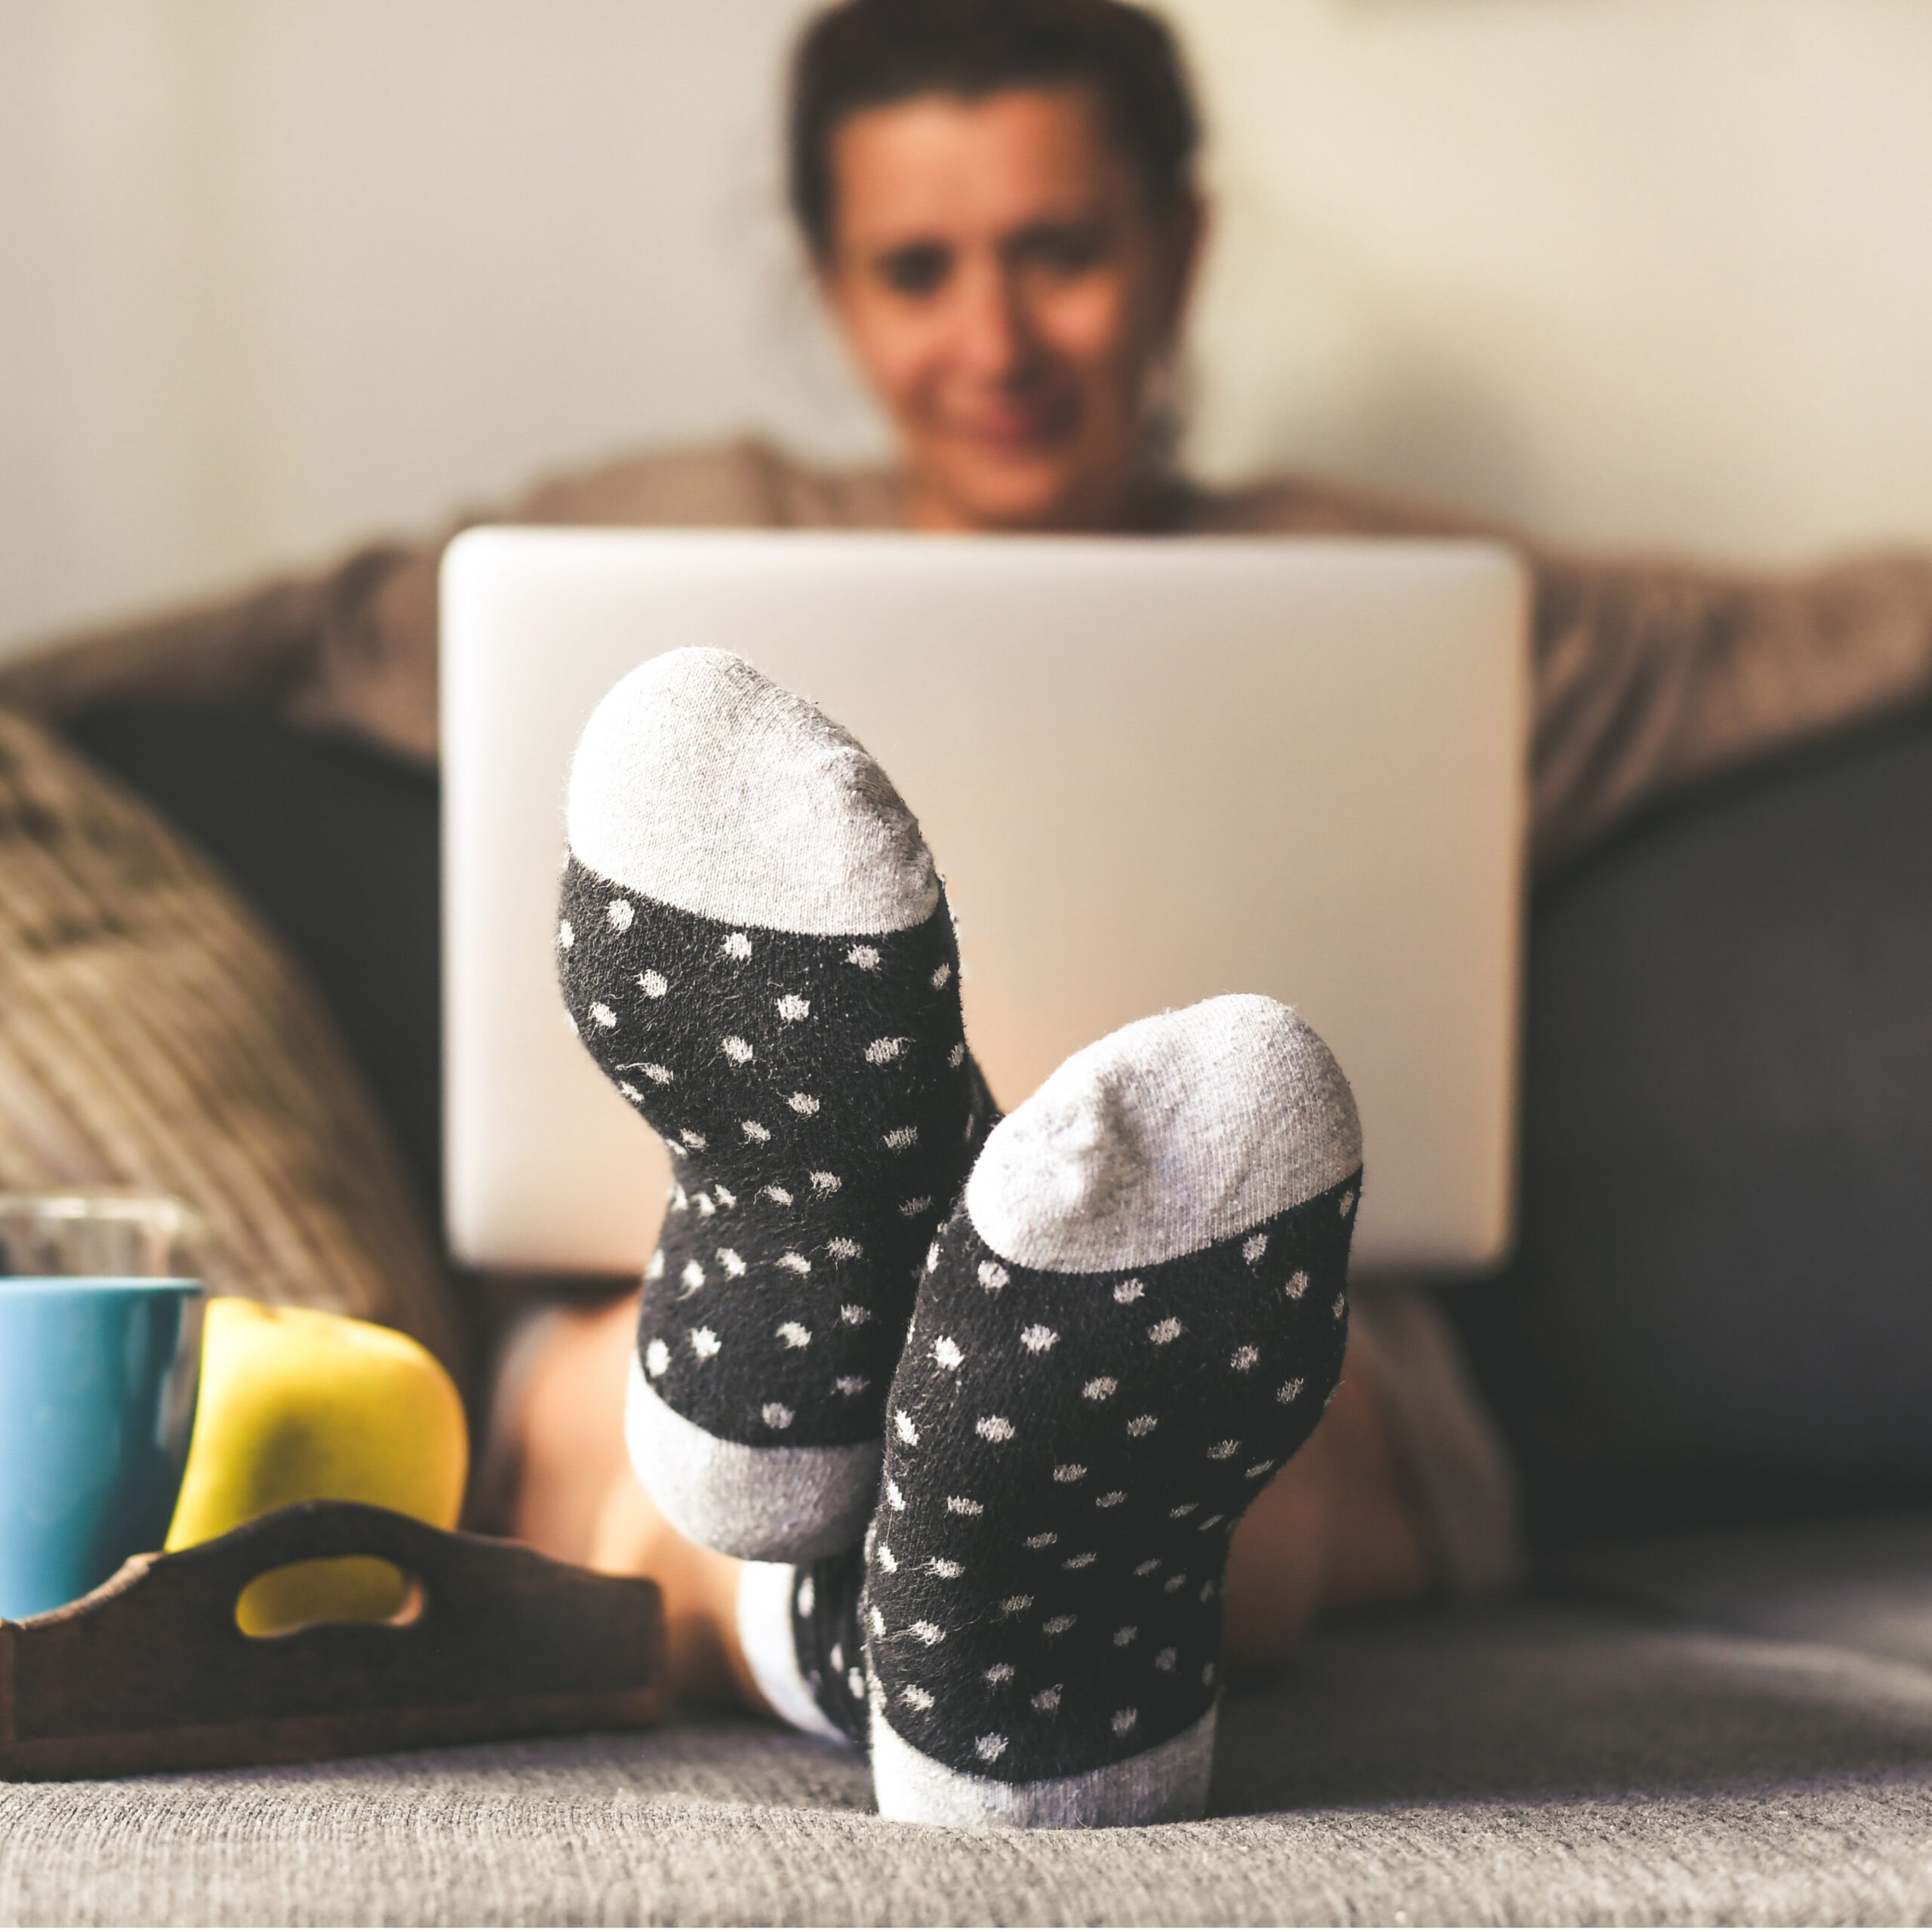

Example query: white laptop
[441,528,1529,1279]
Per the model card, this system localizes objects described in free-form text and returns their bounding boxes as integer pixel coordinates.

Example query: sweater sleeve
[1526,546,1932,870]
[0,540,432,757]
[0,438,811,768]
[11,451,1931,858]
[1192,475,1932,871]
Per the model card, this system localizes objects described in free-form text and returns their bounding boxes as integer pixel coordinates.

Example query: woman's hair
[788,0,1201,261]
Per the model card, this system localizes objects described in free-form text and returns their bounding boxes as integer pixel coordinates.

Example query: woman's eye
[876,245,951,297]
[1016,226,1106,276]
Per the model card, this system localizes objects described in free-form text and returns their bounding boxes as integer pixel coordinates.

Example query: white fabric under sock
[735,1561,847,1744]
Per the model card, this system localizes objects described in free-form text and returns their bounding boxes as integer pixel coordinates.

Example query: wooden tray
[0,1500,666,1780]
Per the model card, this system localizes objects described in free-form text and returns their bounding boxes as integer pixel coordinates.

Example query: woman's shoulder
[1170,469,1510,543]
[499,439,1515,543]
[506,435,904,531]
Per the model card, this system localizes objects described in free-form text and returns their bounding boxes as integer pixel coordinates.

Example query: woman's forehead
[828,85,1140,248]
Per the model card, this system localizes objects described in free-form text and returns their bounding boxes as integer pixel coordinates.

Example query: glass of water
[0,1189,198,1280]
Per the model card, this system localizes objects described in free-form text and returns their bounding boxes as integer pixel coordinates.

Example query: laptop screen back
[442,529,1528,1278]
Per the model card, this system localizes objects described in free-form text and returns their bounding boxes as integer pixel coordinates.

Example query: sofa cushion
[8,1596,1932,1926]
[0,707,457,1367]
[66,706,445,1229]
[1556,1512,1932,1673]
[1446,711,1932,1543]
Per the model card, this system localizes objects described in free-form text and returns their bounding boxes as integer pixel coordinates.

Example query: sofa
[2,698,1929,1926]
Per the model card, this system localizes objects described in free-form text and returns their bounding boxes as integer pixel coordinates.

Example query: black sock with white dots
[861,995,1362,1828]
[560,649,998,1561]
[736,1547,872,1747]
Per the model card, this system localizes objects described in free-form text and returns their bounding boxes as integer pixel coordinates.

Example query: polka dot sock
[735,1550,870,1747]
[863,994,1362,1829]
[559,649,998,1561]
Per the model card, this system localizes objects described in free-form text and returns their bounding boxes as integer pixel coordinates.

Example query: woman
[7,0,1932,1763]
[504,0,1522,1724]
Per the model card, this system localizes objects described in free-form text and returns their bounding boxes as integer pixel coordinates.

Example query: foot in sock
[736,1547,872,1746]
[862,993,1361,1828]
[558,648,997,1561]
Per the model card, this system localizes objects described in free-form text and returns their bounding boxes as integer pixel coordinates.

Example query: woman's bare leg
[1222,1354,1433,1669]
[507,1294,1435,1709]
[583,1450,765,1710]
[505,1293,765,1711]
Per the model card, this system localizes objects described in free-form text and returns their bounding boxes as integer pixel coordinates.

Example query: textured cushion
[1557,1512,1932,1672]
[7,1595,1932,1925]
[1445,710,1932,1542]
[0,706,457,1366]
[65,706,445,1226]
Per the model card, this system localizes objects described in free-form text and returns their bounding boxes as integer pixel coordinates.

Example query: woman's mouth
[952,398,1079,456]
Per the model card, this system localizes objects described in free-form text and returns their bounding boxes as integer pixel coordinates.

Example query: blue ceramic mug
[0,1277,205,1620]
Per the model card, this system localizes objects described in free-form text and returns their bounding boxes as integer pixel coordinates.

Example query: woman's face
[818,85,1201,533]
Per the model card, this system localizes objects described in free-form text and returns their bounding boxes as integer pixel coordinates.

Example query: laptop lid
[442,528,1528,1278]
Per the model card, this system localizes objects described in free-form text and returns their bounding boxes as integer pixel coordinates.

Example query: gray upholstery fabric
[1558,1512,1932,1672]
[11,1583,1932,1926]
[1444,713,1932,1541]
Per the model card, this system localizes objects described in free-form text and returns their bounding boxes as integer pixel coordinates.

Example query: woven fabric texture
[9,1584,1932,1924]
[0,707,457,1364]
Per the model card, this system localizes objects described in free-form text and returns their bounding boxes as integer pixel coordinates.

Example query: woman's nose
[952,260,1035,384]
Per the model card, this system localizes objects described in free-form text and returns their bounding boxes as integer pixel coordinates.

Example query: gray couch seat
[9,1521,1932,1927]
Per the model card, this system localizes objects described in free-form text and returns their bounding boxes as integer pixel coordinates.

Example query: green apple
[165,1299,468,1635]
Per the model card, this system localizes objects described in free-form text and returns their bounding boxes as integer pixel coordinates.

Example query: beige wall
[1181,0,1932,560]
[4,0,1930,658]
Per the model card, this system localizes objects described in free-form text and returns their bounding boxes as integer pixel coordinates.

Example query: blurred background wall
[3,0,1930,658]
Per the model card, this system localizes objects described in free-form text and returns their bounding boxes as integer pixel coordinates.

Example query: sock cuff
[735,1561,849,1744]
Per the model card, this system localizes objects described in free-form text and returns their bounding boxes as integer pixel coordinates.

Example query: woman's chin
[915,450,1121,534]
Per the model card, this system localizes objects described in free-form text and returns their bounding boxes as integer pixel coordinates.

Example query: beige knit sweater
[5,438,1931,871]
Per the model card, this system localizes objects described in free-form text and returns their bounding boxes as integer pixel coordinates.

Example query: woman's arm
[1529,546,1932,870]
[0,540,438,763]
[1201,473,1932,872]
[16,448,1930,850]
[0,438,847,767]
